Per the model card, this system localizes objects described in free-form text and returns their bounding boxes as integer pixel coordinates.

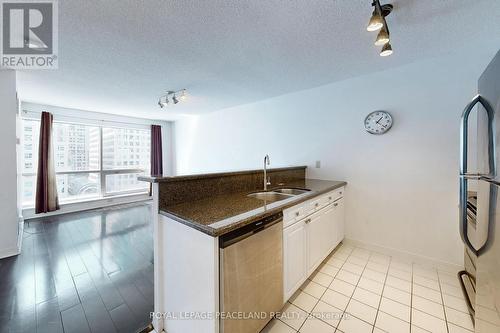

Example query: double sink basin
[248,188,311,202]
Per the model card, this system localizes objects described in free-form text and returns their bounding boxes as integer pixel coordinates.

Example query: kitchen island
[139,166,346,333]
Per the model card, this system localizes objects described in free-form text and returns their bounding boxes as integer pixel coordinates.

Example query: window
[21,118,152,207]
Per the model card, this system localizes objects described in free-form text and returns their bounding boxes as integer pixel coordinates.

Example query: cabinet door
[334,198,345,245]
[306,212,330,274]
[283,220,307,301]
[323,205,337,252]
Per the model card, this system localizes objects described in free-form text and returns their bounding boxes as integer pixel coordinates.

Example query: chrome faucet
[263,154,271,191]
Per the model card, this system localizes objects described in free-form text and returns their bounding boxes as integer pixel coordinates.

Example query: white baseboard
[23,193,152,220]
[0,246,20,259]
[343,238,463,272]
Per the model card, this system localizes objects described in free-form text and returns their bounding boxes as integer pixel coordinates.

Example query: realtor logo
[1,0,58,69]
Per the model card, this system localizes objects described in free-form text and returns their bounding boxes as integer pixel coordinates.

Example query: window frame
[21,114,152,207]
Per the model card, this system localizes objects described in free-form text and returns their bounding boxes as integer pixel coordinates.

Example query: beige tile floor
[262,243,474,333]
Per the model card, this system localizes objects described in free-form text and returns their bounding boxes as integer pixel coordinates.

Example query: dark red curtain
[35,112,59,213]
[151,125,163,176]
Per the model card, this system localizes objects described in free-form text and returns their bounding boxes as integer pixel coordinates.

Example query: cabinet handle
[315,203,319,207]
[305,219,311,224]
[334,203,338,207]
[339,191,343,195]
[328,196,332,200]
[295,212,299,217]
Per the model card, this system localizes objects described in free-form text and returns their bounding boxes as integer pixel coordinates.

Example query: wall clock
[364,111,393,135]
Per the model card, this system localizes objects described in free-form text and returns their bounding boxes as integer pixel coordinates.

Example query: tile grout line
[436,270,451,333]
[338,247,370,330]
[371,254,392,333]
[410,263,415,331]
[291,244,351,332]
[330,247,382,331]
[300,244,353,332]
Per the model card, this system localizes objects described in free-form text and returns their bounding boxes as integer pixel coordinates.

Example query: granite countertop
[138,166,307,183]
[159,179,346,237]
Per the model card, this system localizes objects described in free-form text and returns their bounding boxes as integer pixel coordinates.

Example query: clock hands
[365,111,392,134]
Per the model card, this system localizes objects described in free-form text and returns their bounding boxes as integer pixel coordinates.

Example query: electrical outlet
[315,160,321,168]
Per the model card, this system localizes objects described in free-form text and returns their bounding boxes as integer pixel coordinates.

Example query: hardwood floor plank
[61,304,91,333]
[0,203,153,333]
[109,303,142,333]
[36,297,64,333]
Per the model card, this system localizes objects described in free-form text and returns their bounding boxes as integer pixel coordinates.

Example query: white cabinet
[324,204,337,252]
[283,220,307,300]
[283,187,345,301]
[306,212,327,275]
[333,197,345,246]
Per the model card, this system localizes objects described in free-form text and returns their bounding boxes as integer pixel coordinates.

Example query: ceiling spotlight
[375,26,390,46]
[380,43,393,57]
[157,89,187,109]
[158,96,168,108]
[179,89,187,101]
[367,10,383,31]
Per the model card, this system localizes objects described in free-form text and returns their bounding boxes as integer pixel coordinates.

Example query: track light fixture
[367,10,383,32]
[366,0,394,57]
[158,89,187,108]
[374,26,390,46]
[172,94,179,104]
[380,43,393,57]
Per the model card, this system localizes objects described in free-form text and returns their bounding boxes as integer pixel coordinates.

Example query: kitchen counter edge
[158,180,347,237]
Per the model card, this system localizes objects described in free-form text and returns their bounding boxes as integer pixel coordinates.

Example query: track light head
[180,89,187,101]
[158,96,168,108]
[375,26,390,46]
[367,10,383,31]
[380,43,393,57]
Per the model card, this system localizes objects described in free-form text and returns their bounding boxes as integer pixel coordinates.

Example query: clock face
[364,111,393,135]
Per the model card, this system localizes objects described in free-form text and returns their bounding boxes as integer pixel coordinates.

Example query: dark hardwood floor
[0,203,154,333]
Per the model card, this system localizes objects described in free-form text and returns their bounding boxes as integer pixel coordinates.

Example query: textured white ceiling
[16,0,500,120]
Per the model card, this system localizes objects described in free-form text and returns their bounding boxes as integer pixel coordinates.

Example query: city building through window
[21,118,151,207]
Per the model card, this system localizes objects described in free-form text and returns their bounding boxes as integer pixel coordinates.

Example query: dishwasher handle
[220,212,283,248]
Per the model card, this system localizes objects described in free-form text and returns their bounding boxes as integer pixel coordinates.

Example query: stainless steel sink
[273,188,311,195]
[247,192,292,201]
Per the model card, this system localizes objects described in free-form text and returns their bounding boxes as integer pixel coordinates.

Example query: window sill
[22,192,152,220]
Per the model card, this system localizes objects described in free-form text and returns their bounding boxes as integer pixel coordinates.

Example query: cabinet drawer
[331,187,344,201]
[283,204,306,227]
[284,187,345,227]
[323,187,345,204]
[307,197,323,212]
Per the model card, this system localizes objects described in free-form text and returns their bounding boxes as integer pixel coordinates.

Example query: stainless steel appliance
[219,212,284,333]
[459,191,478,318]
[459,50,500,332]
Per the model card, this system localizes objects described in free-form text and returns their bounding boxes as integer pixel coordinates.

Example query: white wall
[0,70,20,258]
[174,51,496,265]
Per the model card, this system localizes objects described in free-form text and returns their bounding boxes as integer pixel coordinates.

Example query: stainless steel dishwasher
[219,212,284,333]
